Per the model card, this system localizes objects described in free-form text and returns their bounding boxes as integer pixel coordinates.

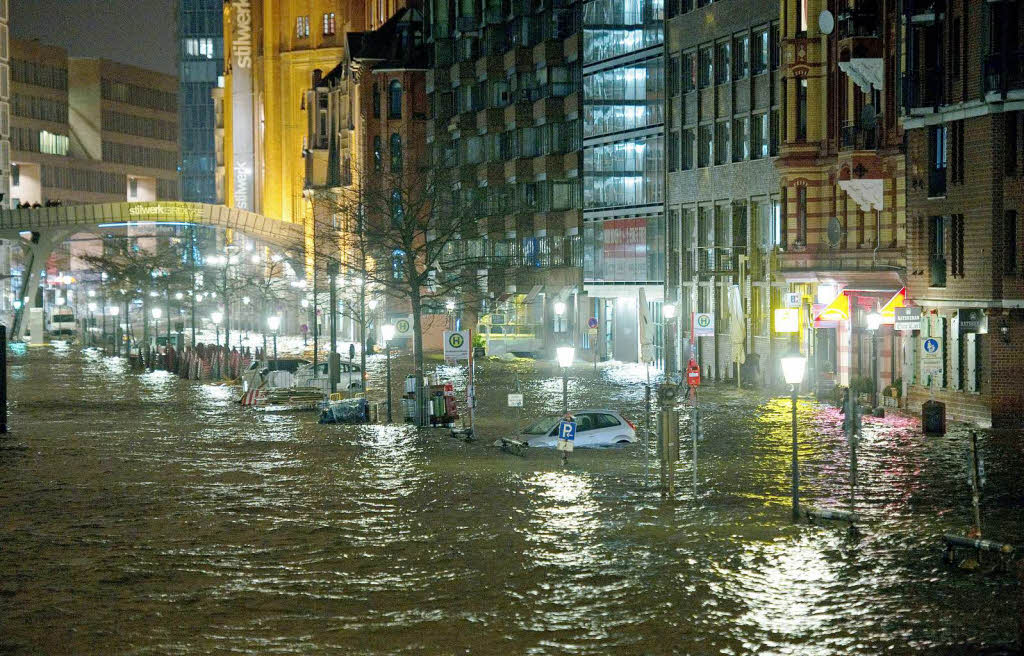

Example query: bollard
[942,534,1016,571]
[0,324,6,434]
[657,392,679,498]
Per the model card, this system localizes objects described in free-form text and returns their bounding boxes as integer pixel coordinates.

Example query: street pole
[190,225,197,347]
[692,386,698,497]
[791,383,800,521]
[871,329,878,408]
[562,367,568,415]
[273,331,278,371]
[0,324,7,433]
[329,263,338,395]
[385,339,392,423]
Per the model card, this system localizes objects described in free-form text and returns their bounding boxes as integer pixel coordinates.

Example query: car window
[594,414,621,429]
[575,414,596,432]
[523,416,559,435]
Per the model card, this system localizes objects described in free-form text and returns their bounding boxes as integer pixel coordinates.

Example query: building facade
[664,0,782,381]
[425,0,584,357]
[178,0,223,203]
[773,0,905,397]
[582,0,666,363]
[903,0,1023,426]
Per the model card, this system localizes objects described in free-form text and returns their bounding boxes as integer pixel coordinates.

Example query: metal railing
[840,122,879,150]
[984,50,1024,95]
[903,72,942,109]
[837,7,882,40]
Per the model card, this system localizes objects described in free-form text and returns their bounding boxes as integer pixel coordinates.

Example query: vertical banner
[231,0,255,211]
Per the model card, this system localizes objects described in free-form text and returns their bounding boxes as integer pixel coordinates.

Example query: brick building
[903,0,1024,426]
[774,0,906,396]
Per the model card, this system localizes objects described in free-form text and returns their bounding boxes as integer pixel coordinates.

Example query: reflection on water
[0,347,1019,655]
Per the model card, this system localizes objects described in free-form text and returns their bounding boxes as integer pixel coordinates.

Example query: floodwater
[0,345,1021,655]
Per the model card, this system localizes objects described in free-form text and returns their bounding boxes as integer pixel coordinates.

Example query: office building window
[668,131,679,172]
[929,125,947,197]
[389,80,403,119]
[752,112,768,159]
[715,42,730,85]
[798,0,809,35]
[129,177,138,199]
[1005,210,1018,275]
[929,216,946,286]
[390,133,402,172]
[698,124,712,168]
[698,47,712,88]
[714,120,729,165]
[682,128,694,170]
[733,34,749,80]
[732,117,749,161]
[796,185,807,245]
[296,15,309,39]
[10,163,17,187]
[754,29,769,74]
[323,13,335,36]
[796,78,807,141]
[682,51,695,92]
[39,129,68,156]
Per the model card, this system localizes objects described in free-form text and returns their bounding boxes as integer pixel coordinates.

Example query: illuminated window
[39,130,68,156]
[323,13,336,36]
[296,15,309,39]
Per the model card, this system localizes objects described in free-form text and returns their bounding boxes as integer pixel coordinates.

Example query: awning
[814,293,850,322]
[878,287,906,324]
[524,284,543,304]
[778,269,904,289]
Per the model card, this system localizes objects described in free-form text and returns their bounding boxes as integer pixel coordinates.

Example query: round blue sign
[923,338,939,354]
[588,317,599,329]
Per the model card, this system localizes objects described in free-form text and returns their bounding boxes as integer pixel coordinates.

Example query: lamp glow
[446,300,456,311]
[175,292,184,300]
[554,301,566,316]
[556,346,575,369]
[267,315,281,332]
[87,289,96,298]
[368,299,378,311]
[781,351,807,386]
[108,306,119,316]
[663,303,677,319]
[151,307,162,319]
[210,311,223,325]
[866,312,881,331]
[382,324,395,342]
[300,298,309,308]
[55,296,65,306]
[242,296,250,305]
[87,302,97,312]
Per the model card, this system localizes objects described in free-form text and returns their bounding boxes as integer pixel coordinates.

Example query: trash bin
[922,400,946,436]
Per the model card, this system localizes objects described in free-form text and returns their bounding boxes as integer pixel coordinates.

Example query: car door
[573,413,598,446]
[593,413,627,444]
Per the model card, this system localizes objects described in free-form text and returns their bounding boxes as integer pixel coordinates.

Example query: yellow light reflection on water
[523,470,602,568]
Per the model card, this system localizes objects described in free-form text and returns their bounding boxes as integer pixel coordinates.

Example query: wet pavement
[0,344,1021,654]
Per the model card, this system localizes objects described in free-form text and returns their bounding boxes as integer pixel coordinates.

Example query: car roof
[572,408,623,415]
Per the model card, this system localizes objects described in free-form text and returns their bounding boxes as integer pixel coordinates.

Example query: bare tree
[244,256,291,357]
[305,160,488,424]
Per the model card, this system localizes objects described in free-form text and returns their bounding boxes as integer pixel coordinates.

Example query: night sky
[11,0,177,76]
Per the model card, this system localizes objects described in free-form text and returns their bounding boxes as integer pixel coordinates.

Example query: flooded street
[1,346,1021,654]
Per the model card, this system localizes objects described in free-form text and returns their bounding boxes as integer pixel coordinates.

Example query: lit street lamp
[382,323,395,423]
[267,315,281,371]
[554,300,566,336]
[781,350,807,521]
[556,346,575,416]
[211,310,223,350]
[866,311,881,409]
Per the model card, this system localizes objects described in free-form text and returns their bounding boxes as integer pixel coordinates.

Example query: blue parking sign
[557,421,576,452]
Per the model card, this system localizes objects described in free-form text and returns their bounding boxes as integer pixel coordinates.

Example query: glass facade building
[582,0,665,361]
[178,0,223,203]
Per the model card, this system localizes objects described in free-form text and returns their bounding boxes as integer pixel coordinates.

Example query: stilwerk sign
[231,0,255,212]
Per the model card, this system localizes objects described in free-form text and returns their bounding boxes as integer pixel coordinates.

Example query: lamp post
[556,346,575,416]
[267,315,281,371]
[781,350,807,521]
[382,324,395,423]
[87,302,97,346]
[211,310,223,348]
[663,302,677,374]
[151,307,162,369]
[109,305,120,357]
[866,312,881,409]
[301,298,310,346]
[554,300,566,340]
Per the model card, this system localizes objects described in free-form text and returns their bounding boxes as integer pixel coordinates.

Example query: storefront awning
[524,285,543,304]
[814,293,850,322]
[778,269,904,289]
[878,287,907,324]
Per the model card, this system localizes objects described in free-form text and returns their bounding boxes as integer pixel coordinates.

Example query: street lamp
[554,300,566,336]
[108,305,121,357]
[556,346,575,415]
[211,310,223,348]
[866,312,881,409]
[267,315,281,371]
[382,323,395,423]
[781,350,807,521]
[87,302,97,346]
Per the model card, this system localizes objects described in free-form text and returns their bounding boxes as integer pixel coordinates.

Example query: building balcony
[475,54,504,81]
[903,71,942,111]
[448,112,476,134]
[449,60,475,84]
[504,98,533,128]
[984,50,1024,97]
[504,158,532,181]
[476,161,504,185]
[532,39,564,68]
[694,247,745,276]
[840,122,879,151]
[476,107,504,134]
[531,153,565,179]
[504,46,533,73]
[533,95,566,123]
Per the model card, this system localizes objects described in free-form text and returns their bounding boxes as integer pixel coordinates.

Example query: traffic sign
[784,292,802,308]
[693,312,714,337]
[895,307,921,332]
[444,329,470,360]
[557,420,576,452]
[507,393,523,407]
[394,316,414,337]
[921,337,942,376]
[587,317,599,329]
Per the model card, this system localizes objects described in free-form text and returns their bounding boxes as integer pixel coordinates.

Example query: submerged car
[515,409,637,448]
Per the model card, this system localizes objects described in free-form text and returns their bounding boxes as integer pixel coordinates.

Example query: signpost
[894,307,921,332]
[693,312,714,337]
[557,420,576,465]
[394,316,414,338]
[784,292,802,308]
[444,329,474,437]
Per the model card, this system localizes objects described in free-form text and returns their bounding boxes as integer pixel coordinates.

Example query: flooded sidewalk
[0,346,1020,654]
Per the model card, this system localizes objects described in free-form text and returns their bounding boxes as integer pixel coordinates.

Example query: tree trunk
[411,290,426,427]
[359,277,366,393]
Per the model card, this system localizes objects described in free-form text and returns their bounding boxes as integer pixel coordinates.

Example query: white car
[516,409,637,448]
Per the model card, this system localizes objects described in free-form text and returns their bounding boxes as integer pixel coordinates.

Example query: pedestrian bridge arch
[0,201,304,250]
[4,201,305,339]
